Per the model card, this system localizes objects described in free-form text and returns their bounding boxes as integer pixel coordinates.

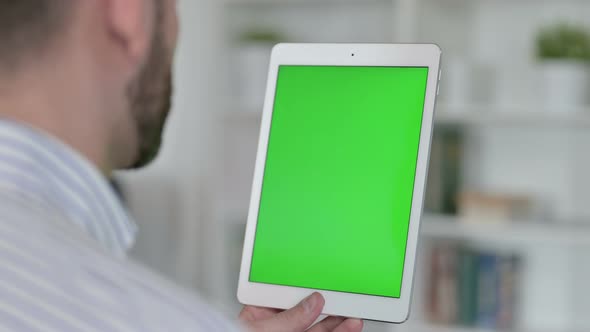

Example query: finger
[333,319,364,332]
[239,306,282,322]
[308,316,346,332]
[259,292,325,332]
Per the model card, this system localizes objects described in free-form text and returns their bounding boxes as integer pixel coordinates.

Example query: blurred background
[116,0,590,331]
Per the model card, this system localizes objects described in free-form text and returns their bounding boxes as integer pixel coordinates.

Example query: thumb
[263,293,325,332]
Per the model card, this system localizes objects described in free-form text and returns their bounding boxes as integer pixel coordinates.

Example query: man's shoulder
[0,202,242,332]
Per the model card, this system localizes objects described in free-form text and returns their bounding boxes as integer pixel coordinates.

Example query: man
[0,1,364,331]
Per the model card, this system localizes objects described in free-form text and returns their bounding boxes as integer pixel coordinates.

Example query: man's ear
[103,0,155,67]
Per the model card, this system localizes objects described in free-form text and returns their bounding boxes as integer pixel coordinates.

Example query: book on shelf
[424,126,464,215]
[427,244,521,330]
[427,244,458,324]
[496,255,519,329]
[476,253,498,328]
[457,248,478,326]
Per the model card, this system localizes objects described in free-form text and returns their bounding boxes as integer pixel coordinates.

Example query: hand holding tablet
[240,292,363,332]
[238,43,442,324]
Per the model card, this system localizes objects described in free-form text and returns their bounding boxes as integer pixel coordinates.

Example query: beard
[125,21,173,169]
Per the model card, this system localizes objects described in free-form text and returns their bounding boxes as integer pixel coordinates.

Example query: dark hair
[0,0,70,69]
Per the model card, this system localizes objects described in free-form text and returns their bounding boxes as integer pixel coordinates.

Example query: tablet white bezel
[237,43,441,323]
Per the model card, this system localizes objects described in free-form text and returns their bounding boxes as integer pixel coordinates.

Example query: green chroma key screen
[249,65,429,298]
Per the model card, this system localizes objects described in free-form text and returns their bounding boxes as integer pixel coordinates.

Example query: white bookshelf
[421,214,590,246]
[206,0,590,330]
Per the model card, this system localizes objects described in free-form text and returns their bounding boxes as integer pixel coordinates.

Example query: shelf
[436,104,590,128]
[402,323,560,332]
[421,214,590,246]
[401,324,499,332]
[225,0,391,6]
[219,208,590,246]
[221,104,590,128]
[226,0,588,6]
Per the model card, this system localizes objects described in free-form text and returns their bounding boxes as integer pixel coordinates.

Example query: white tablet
[237,43,441,323]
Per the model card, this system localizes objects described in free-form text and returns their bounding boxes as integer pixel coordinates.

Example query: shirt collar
[0,119,137,256]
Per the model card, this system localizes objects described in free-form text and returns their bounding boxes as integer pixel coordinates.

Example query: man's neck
[0,64,113,176]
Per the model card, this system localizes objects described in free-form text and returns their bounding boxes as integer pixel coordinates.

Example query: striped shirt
[0,120,241,331]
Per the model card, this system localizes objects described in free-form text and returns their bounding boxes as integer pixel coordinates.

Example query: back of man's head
[0,1,71,71]
[0,0,178,173]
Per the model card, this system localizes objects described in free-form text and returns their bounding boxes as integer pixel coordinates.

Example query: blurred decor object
[424,126,464,215]
[458,191,533,223]
[439,59,469,106]
[495,65,536,107]
[234,29,283,112]
[439,59,495,106]
[427,244,520,330]
[469,62,496,105]
[536,23,590,110]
